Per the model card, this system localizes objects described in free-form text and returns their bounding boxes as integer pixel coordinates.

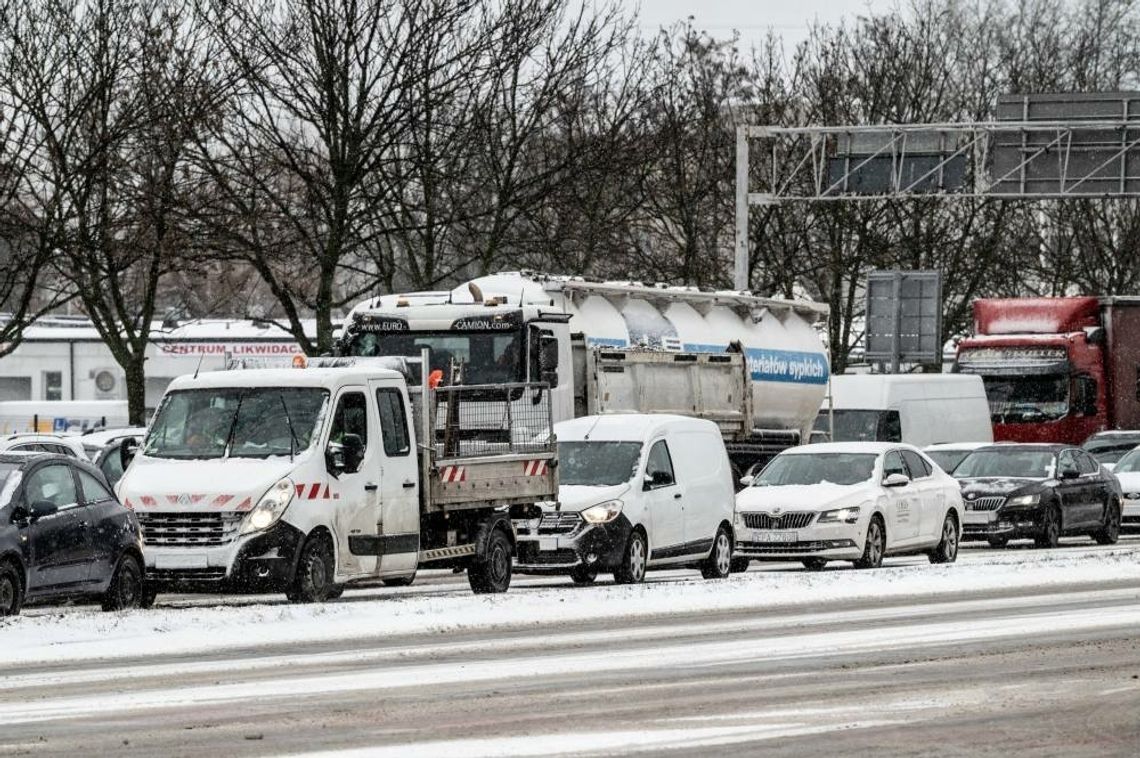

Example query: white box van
[514,414,736,583]
[816,374,993,447]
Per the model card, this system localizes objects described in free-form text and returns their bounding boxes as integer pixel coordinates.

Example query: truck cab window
[345,331,523,385]
[376,388,410,457]
[330,392,368,451]
[1073,375,1097,417]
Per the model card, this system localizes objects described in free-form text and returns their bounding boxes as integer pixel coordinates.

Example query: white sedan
[1112,445,1140,530]
[735,442,963,570]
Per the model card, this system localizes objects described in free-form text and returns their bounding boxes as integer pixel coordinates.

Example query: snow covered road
[2,543,1140,755]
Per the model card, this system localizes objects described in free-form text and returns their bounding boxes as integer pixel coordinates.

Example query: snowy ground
[5,541,1140,666]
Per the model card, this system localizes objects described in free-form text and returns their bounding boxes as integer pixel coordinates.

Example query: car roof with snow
[554,414,719,442]
[167,367,406,392]
[925,441,995,451]
[971,443,1068,453]
[780,442,915,456]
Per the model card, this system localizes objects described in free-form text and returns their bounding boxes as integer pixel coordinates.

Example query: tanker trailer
[340,272,831,476]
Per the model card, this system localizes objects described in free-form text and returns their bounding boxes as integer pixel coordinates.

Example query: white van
[816,374,992,447]
[514,414,736,584]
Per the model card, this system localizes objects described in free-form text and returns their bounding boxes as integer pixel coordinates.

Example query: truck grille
[965,497,1005,511]
[538,512,583,535]
[742,512,816,530]
[138,512,243,547]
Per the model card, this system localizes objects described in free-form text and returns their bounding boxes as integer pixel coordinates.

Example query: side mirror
[883,473,910,488]
[644,470,674,489]
[28,500,60,520]
[1058,466,1080,480]
[341,434,365,474]
[739,475,754,487]
[119,437,139,472]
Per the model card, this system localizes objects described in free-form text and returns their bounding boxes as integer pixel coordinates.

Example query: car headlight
[1004,494,1040,507]
[240,478,295,535]
[581,500,623,524]
[817,506,861,524]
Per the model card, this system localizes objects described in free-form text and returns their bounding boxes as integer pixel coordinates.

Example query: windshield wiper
[279,392,300,462]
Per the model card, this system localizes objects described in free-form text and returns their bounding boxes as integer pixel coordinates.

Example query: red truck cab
[955,297,1140,445]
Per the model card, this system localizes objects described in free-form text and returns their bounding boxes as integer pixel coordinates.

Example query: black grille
[138,512,243,547]
[742,512,815,530]
[965,497,1004,511]
[538,512,583,535]
[516,543,578,565]
[148,567,228,583]
[738,541,840,553]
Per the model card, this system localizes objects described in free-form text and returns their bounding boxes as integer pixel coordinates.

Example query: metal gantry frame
[734,118,1140,289]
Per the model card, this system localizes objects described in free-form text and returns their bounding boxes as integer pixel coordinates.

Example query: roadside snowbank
[4,545,1140,665]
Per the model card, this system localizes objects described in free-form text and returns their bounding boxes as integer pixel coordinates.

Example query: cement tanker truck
[339,272,830,477]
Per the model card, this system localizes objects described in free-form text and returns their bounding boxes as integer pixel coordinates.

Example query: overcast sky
[625,0,904,51]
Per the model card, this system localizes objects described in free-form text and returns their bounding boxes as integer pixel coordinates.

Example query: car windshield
[143,388,329,459]
[927,449,973,474]
[1113,448,1140,473]
[1083,439,1140,464]
[558,441,642,486]
[814,410,901,443]
[954,450,1056,479]
[754,453,877,487]
[345,330,523,385]
[982,375,1068,423]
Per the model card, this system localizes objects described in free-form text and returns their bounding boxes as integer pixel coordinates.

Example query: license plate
[754,531,797,543]
[538,537,558,551]
[155,553,209,570]
[963,511,995,525]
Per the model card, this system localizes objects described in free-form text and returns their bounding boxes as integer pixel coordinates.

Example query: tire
[802,558,828,571]
[987,537,1008,549]
[101,554,143,612]
[138,585,158,610]
[729,557,751,574]
[570,565,597,585]
[614,530,648,584]
[468,528,512,594]
[700,527,733,580]
[288,535,336,603]
[0,560,22,617]
[382,574,416,588]
[928,513,960,564]
[1093,501,1121,545]
[853,516,885,569]
[1034,505,1061,549]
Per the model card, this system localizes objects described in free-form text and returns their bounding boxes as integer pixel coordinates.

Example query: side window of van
[876,411,902,442]
[375,388,410,457]
[330,392,368,451]
[644,440,676,488]
[901,450,932,479]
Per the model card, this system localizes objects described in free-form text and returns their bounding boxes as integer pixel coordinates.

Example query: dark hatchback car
[953,444,1122,548]
[0,453,146,616]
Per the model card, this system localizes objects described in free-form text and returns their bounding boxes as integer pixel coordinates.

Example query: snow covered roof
[168,366,404,392]
[555,413,718,442]
[17,317,323,342]
[782,441,912,455]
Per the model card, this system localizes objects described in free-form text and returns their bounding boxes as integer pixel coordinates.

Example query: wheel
[0,560,22,617]
[288,535,336,603]
[1034,505,1061,549]
[382,574,416,588]
[101,554,143,611]
[468,528,512,594]
[928,513,960,564]
[802,558,828,571]
[1093,502,1121,545]
[700,527,733,579]
[987,537,1008,549]
[853,517,885,569]
[614,530,648,584]
[729,557,751,573]
[570,565,597,585]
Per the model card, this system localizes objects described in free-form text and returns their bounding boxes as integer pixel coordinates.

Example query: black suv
[953,444,1122,548]
[0,453,146,616]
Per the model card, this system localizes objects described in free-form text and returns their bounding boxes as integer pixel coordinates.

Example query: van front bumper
[144,522,303,591]
[514,516,632,574]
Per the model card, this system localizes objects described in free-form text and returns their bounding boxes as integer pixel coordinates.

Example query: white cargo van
[816,374,993,448]
[514,414,736,583]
